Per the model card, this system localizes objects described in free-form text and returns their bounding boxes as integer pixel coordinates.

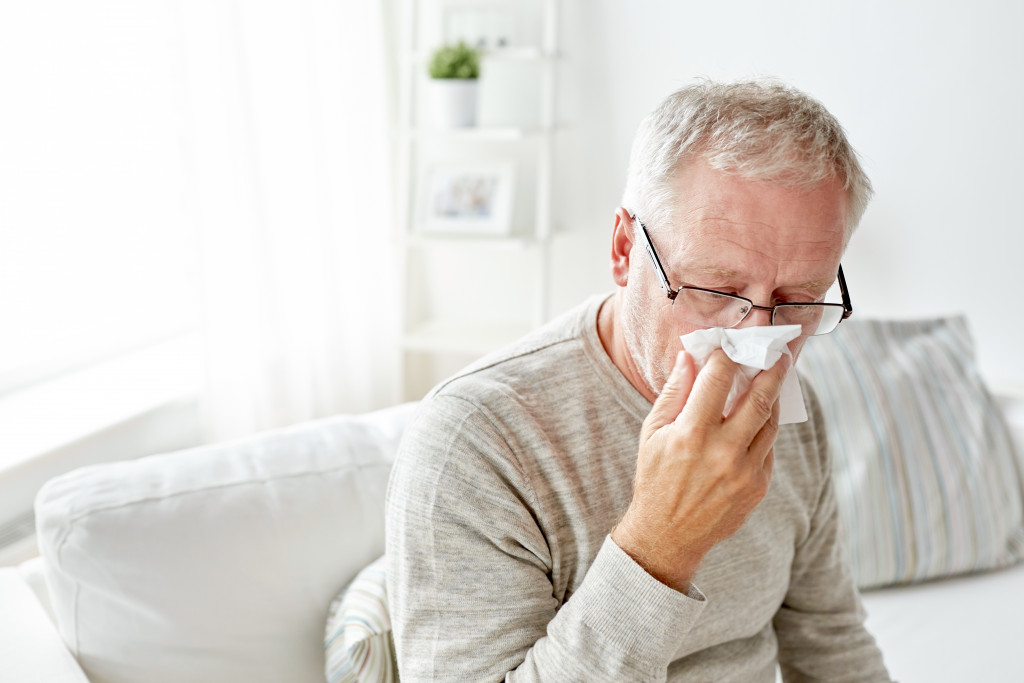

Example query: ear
[611,206,636,287]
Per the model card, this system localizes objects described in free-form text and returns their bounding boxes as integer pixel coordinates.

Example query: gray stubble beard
[621,286,673,398]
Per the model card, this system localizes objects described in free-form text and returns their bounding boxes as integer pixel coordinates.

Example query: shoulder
[436,300,596,384]
[392,298,600,476]
[390,296,621,504]
[423,295,607,423]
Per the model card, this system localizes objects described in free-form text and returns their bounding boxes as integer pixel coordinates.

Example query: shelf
[484,47,558,61]
[402,319,531,355]
[410,47,559,64]
[398,0,560,398]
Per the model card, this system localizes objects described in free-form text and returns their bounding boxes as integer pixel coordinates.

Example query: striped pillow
[797,317,1024,589]
[324,555,397,683]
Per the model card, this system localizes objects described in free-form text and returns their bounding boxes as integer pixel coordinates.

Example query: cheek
[632,281,674,335]
[655,301,688,347]
[672,319,701,347]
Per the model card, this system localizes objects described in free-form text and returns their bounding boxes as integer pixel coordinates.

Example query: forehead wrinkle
[679,264,833,291]
[692,214,843,244]
[675,218,842,269]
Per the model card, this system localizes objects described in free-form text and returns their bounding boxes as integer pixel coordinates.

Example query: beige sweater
[386,294,890,682]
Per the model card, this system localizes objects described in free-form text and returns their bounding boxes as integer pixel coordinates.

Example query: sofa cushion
[797,317,1024,589]
[0,568,89,683]
[324,554,396,683]
[35,402,419,683]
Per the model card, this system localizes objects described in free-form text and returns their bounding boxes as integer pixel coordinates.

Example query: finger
[641,350,696,441]
[747,394,781,465]
[730,353,791,440]
[680,349,739,426]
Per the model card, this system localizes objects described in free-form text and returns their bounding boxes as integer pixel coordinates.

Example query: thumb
[642,350,696,442]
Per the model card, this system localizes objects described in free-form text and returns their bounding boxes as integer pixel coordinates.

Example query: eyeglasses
[633,215,853,336]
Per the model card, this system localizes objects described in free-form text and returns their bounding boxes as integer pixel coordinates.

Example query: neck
[597,292,658,404]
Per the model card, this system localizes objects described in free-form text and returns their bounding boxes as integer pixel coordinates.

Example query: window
[0,2,201,399]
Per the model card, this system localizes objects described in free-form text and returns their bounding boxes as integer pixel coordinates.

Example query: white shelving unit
[396,0,560,400]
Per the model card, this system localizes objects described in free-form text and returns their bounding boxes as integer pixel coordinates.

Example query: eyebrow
[796,277,838,292]
[685,266,835,292]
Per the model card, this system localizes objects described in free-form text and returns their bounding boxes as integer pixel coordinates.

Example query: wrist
[610,518,704,593]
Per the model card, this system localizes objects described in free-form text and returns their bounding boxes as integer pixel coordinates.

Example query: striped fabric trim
[798,317,1024,589]
[324,555,397,683]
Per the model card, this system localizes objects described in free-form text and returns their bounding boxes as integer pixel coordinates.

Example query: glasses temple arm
[634,215,676,299]
[838,264,853,319]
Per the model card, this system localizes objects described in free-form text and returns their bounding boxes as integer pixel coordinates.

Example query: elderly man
[386,79,891,681]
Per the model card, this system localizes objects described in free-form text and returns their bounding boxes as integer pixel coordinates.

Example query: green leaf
[427,41,480,79]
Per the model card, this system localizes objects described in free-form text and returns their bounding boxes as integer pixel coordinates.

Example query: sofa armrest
[0,568,89,682]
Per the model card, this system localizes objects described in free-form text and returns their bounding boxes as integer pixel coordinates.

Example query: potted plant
[426,41,481,128]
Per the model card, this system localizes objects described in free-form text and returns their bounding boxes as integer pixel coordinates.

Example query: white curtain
[178,0,400,442]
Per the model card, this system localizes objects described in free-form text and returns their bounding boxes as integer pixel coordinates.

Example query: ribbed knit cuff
[565,535,707,668]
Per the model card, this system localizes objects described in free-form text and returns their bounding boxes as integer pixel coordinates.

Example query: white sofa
[2,394,1023,683]
[0,402,419,683]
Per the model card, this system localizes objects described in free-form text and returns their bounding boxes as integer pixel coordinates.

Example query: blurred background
[1,0,1022,563]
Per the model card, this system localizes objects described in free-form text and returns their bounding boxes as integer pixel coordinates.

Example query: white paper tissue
[679,325,808,424]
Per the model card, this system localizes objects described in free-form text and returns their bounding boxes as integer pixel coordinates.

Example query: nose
[737,303,773,328]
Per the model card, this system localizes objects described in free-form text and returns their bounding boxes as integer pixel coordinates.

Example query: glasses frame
[633,214,853,332]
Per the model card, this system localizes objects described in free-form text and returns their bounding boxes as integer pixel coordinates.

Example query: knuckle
[748,389,775,420]
[741,466,762,492]
[748,466,770,493]
[677,419,699,439]
[722,472,746,497]
[702,352,737,388]
[676,417,709,446]
[729,470,765,503]
[657,378,681,400]
[709,447,741,480]
[708,451,731,475]
[700,369,733,397]
[664,430,690,455]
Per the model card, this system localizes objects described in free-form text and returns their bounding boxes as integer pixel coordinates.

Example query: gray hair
[622,78,872,241]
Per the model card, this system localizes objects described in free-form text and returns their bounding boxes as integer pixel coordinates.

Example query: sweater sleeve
[772,388,892,682]
[385,395,707,682]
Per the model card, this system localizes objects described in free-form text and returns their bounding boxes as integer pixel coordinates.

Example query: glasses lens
[672,289,750,328]
[774,303,845,336]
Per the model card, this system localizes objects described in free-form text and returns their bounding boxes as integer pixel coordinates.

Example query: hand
[610,348,790,592]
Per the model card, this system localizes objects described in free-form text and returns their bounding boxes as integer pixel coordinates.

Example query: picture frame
[420,162,516,236]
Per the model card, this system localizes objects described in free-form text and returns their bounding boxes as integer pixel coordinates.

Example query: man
[386,79,891,681]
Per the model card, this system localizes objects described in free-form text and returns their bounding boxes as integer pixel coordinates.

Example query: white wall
[550,0,1024,389]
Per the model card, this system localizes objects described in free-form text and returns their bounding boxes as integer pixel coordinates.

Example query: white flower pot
[427,78,479,128]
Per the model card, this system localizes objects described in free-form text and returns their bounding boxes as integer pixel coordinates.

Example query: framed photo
[420,162,516,236]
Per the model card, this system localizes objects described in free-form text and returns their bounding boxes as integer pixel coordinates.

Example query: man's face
[622,158,849,396]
